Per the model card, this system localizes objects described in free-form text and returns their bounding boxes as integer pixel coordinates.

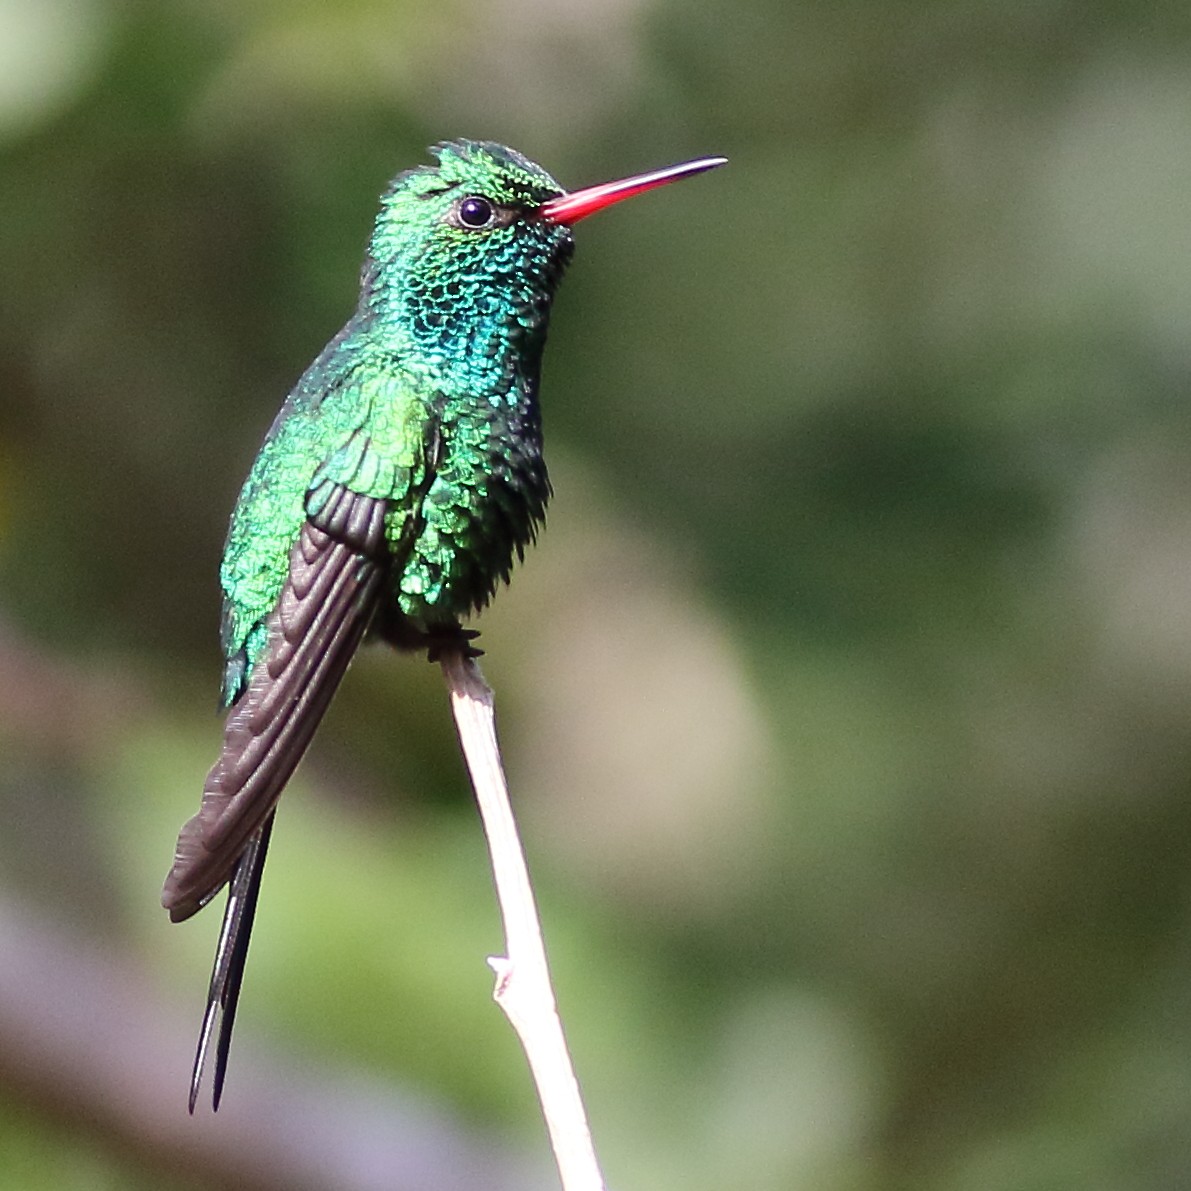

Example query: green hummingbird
[163,140,726,1111]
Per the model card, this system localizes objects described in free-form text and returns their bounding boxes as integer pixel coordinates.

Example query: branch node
[488,956,513,997]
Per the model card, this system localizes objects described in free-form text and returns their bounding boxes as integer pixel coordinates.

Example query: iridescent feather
[163,141,725,1110]
[164,142,570,1108]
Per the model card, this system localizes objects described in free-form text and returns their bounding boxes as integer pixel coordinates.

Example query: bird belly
[389,433,547,626]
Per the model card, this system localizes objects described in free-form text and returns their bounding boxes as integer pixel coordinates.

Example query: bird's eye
[458,196,494,228]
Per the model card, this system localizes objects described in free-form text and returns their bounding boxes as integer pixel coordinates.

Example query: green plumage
[163,139,724,1112]
[219,140,569,705]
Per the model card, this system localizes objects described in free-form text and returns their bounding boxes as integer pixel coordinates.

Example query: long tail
[189,813,275,1113]
[165,488,396,1109]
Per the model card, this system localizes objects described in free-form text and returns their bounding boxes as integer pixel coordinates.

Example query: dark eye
[458,196,494,228]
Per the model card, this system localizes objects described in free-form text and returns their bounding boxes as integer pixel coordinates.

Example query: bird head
[364,140,725,389]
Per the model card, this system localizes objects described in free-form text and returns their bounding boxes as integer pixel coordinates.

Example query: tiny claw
[425,627,483,663]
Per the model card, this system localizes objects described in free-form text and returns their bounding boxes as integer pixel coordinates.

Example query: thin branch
[440,651,607,1191]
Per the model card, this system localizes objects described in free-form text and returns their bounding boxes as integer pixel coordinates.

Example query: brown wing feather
[163,489,388,922]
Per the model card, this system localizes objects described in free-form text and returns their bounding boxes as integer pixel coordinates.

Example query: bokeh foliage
[4,0,1191,1187]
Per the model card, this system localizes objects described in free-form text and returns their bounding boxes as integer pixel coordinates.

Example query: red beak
[538,155,727,225]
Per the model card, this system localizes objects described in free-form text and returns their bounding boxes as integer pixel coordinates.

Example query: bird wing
[165,399,442,1109]
[162,483,389,921]
[163,482,394,1110]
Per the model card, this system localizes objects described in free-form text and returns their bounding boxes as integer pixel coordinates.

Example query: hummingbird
[163,140,726,1111]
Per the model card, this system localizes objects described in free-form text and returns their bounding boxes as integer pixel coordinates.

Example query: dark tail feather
[189,813,275,1113]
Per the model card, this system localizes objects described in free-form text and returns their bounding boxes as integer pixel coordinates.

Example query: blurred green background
[3,0,1191,1187]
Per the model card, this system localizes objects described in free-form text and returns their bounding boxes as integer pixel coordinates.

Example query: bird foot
[425,626,483,663]
[373,611,483,660]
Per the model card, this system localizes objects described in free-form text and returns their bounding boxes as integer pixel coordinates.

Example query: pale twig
[440,651,607,1191]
